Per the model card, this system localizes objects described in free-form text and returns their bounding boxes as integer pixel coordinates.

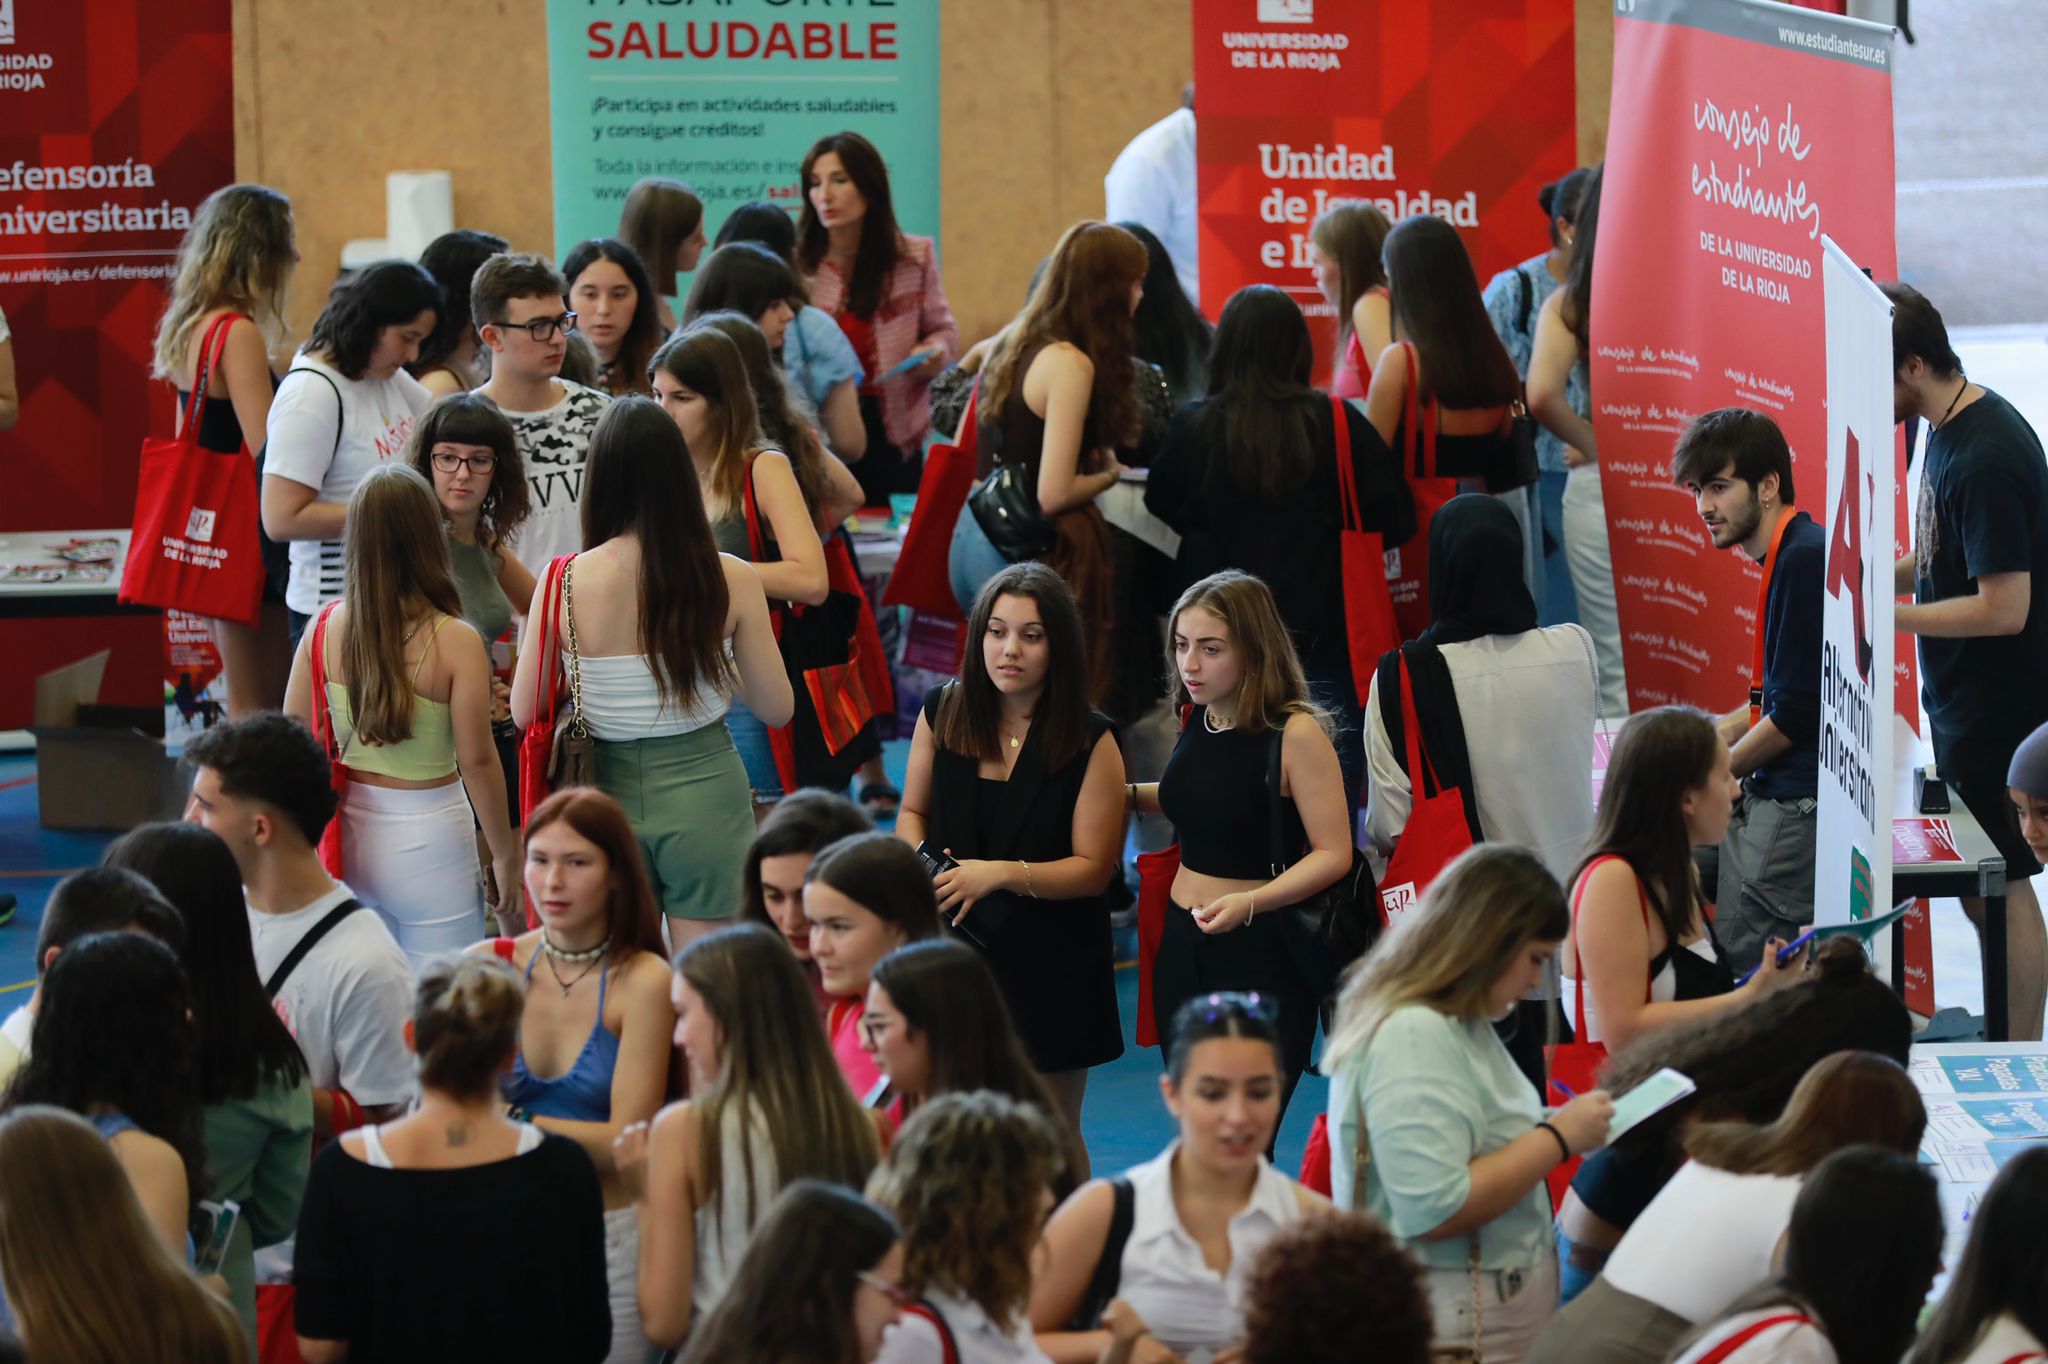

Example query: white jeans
[1423,1249,1558,1364]
[338,781,485,972]
[604,1204,654,1364]
[1562,463,1628,717]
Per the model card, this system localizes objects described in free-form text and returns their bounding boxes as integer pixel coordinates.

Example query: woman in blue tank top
[470,786,676,1364]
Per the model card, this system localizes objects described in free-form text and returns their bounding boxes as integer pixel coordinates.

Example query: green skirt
[594,724,754,921]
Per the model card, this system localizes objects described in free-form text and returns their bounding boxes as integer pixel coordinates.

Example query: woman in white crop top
[285,462,520,966]
[514,396,791,936]
[1030,993,1327,1363]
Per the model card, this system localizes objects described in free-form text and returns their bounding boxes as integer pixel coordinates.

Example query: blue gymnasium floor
[0,744,1327,1175]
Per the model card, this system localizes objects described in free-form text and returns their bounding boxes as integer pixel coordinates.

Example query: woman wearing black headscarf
[1362,495,1600,1079]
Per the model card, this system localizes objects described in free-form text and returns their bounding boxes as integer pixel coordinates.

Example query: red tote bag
[883,382,980,622]
[1376,651,1474,925]
[1330,395,1403,707]
[1386,342,1460,641]
[517,556,573,824]
[305,603,349,880]
[1545,855,1656,1203]
[119,312,266,625]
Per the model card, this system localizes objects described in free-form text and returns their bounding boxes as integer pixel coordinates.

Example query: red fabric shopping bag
[306,603,348,880]
[119,312,265,625]
[1386,342,1460,641]
[517,556,573,823]
[884,382,980,622]
[1330,394,1403,707]
[1133,843,1182,1050]
[1376,651,1474,924]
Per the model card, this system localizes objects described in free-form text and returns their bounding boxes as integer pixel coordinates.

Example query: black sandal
[859,781,901,819]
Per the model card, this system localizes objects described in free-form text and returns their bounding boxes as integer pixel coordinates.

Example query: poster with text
[1192,0,1576,370]
[1591,0,1914,726]
[546,0,940,296]
[1814,238,1894,930]
[0,0,234,730]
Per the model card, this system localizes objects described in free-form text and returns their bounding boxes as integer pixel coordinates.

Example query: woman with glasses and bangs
[1029,992,1328,1364]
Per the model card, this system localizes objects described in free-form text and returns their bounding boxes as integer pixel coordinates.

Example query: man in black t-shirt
[1885,281,2048,1041]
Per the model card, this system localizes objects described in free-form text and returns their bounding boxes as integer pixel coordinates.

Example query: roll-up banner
[545,0,941,289]
[1815,236,1895,931]
[1191,0,1577,368]
[0,0,235,730]
[1591,0,1914,729]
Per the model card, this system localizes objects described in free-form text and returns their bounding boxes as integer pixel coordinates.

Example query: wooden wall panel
[1576,0,1615,165]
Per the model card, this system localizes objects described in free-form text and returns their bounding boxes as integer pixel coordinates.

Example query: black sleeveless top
[1158,706,1307,880]
[178,367,280,455]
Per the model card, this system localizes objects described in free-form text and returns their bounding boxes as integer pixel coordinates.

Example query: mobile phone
[192,1199,241,1277]
[917,842,1014,948]
[913,841,959,879]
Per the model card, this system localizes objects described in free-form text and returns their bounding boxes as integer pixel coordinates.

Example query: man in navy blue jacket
[1673,408,1824,972]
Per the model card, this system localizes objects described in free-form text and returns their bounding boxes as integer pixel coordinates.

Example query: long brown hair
[1573,706,1720,947]
[618,177,703,292]
[0,1106,248,1363]
[1309,200,1392,350]
[795,131,906,318]
[523,787,667,963]
[688,310,835,520]
[1683,1051,1926,1176]
[677,925,881,1236]
[338,462,465,745]
[405,392,532,553]
[980,220,1147,452]
[153,182,295,381]
[578,397,736,706]
[937,562,1095,770]
[1382,215,1521,410]
[1164,570,1324,737]
[1560,162,1604,351]
[649,325,767,523]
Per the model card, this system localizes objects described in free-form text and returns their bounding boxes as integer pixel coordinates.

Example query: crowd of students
[9,115,2047,1364]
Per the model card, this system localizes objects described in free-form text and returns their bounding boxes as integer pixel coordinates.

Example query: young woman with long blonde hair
[1322,845,1616,1362]
[1126,570,1350,1119]
[153,182,301,716]
[0,1105,246,1362]
[285,462,521,961]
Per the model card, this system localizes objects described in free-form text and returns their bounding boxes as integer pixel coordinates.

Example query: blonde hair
[866,1091,1059,1334]
[152,183,295,380]
[338,463,465,745]
[413,956,525,1098]
[0,1105,248,1363]
[1309,201,1392,347]
[1323,845,1569,1071]
[1684,1051,1926,1176]
[1166,570,1324,736]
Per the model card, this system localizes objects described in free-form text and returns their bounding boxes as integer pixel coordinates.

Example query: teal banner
[545,1,941,291]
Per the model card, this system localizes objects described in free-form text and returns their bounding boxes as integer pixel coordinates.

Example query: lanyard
[1749,506,1798,727]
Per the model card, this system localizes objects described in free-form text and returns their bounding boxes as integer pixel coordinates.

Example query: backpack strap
[902,1301,960,1364]
[281,366,345,458]
[1514,263,1535,336]
[264,898,364,1000]
[1067,1176,1136,1330]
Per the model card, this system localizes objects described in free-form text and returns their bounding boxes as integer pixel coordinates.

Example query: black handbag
[1266,729,1380,1008]
[1487,394,1542,494]
[967,459,1056,562]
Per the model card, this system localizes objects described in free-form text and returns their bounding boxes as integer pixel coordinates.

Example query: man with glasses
[472,252,611,575]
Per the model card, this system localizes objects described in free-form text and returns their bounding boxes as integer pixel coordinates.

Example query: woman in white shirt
[1669,1146,1941,1364]
[1323,844,1615,1363]
[263,260,440,631]
[868,1091,1063,1364]
[510,397,793,942]
[1526,1052,1926,1364]
[1030,993,1329,1363]
[1907,1145,2048,1364]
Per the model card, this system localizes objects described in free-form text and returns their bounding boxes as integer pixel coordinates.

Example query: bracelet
[1536,1120,1571,1164]
[1246,894,1257,921]
[1020,859,1034,898]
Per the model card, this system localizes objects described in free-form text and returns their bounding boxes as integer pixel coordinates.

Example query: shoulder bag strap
[1330,394,1362,534]
[957,377,981,458]
[530,556,570,731]
[181,313,238,440]
[560,556,587,735]
[281,366,345,458]
[1395,650,1437,798]
[1071,1175,1136,1330]
[902,1303,959,1364]
[263,898,363,1000]
[1267,723,1289,877]
[741,451,768,563]
[308,602,343,759]
[1693,1313,1813,1364]
[1399,341,1438,480]
[1515,263,1534,335]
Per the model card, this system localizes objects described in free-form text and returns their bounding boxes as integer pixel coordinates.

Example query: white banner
[1814,237,1896,928]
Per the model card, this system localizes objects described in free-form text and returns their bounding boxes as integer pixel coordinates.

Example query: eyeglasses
[859,1013,893,1047]
[430,451,498,475]
[492,311,577,343]
[857,1270,913,1307]
[1195,991,1278,1025]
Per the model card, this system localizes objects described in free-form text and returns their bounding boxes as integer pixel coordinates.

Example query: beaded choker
[539,933,610,964]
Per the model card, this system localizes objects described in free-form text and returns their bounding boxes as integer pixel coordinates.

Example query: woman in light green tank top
[284,462,524,967]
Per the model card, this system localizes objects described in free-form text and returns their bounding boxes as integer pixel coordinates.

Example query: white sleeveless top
[693,1103,781,1315]
[572,644,734,740]
[359,1121,542,1168]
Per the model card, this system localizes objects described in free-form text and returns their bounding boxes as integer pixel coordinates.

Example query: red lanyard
[1749,506,1798,727]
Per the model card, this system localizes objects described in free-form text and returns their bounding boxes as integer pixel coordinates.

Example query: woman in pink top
[1308,201,1392,400]
[799,832,941,1106]
[797,131,958,507]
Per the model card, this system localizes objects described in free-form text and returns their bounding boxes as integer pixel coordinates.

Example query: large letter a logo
[1826,430,1873,680]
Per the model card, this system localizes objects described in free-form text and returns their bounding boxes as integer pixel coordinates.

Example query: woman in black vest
[896,562,1126,1135]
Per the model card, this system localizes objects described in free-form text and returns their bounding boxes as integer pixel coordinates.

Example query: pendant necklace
[543,948,605,998]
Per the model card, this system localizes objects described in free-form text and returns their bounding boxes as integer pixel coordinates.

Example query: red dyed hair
[523,787,667,961]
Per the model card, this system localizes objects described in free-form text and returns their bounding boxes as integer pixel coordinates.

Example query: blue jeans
[1555,1224,1609,1305]
[1537,468,1578,627]
[724,697,785,801]
[948,504,1010,617]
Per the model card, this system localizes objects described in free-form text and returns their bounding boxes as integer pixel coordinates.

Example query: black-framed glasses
[493,311,577,343]
[430,450,498,475]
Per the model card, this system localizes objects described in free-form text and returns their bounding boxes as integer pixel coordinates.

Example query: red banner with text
[1192,0,1576,368]
[0,0,234,730]
[1591,0,1916,729]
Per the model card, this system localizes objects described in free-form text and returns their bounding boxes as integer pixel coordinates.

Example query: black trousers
[1152,902,1320,1129]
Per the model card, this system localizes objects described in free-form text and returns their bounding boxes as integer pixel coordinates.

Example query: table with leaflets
[1911,1042,2048,1277]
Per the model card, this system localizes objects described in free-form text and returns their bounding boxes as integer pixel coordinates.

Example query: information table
[0,529,148,620]
[1913,1041,2048,1278]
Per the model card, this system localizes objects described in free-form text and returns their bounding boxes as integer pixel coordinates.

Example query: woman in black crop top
[152,182,300,717]
[1128,570,1354,1119]
[898,563,1127,1133]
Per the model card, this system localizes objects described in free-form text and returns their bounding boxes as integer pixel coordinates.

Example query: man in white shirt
[1105,92,1200,307]
[183,713,415,1140]
[473,252,612,578]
